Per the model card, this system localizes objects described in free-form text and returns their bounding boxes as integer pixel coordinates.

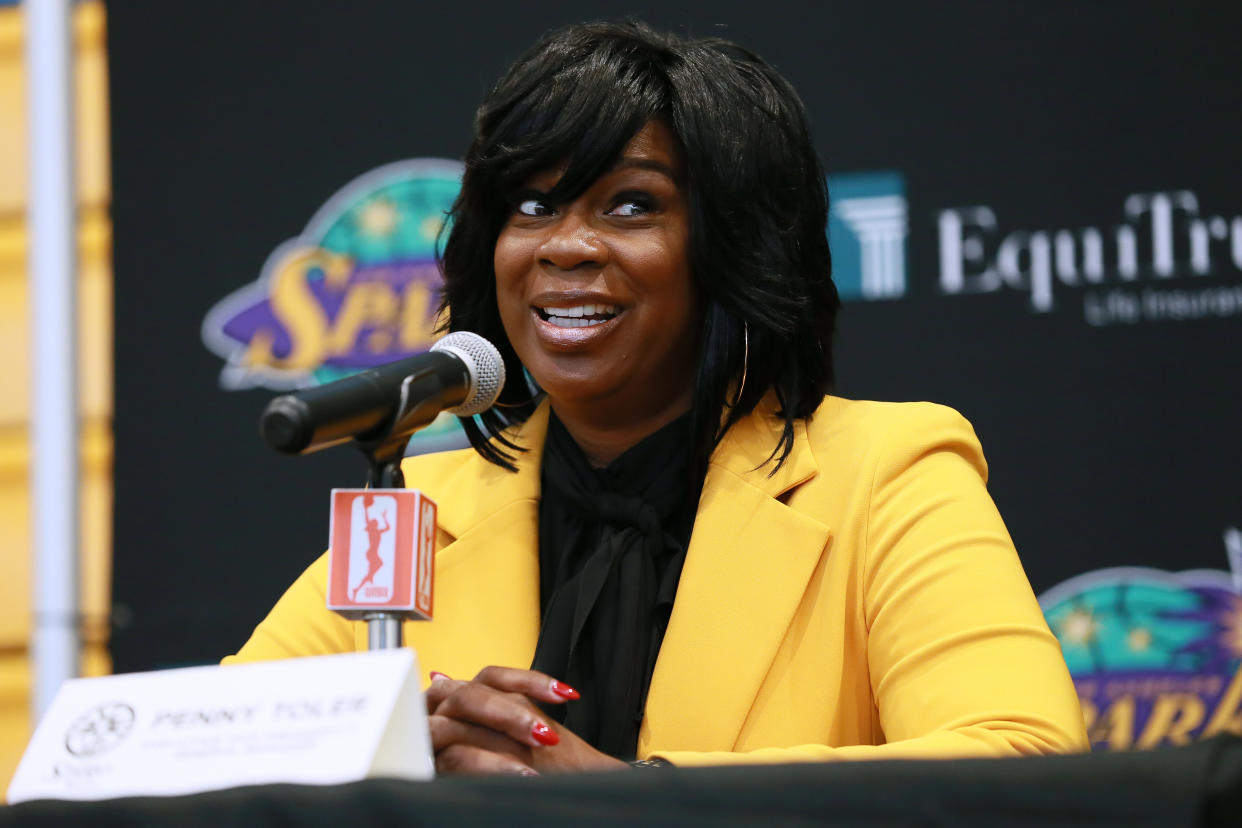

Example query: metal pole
[364,613,404,650]
[26,0,80,719]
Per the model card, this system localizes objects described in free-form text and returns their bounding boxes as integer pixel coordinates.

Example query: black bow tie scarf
[531,415,693,759]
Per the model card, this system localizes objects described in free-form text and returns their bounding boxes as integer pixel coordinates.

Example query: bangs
[479,44,669,204]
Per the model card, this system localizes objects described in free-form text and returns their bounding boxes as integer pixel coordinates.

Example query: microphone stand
[357,429,411,650]
[260,332,506,653]
[331,362,460,649]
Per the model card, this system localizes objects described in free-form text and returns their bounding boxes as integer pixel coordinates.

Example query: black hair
[439,20,838,483]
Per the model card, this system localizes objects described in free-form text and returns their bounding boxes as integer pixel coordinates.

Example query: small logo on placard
[64,703,136,757]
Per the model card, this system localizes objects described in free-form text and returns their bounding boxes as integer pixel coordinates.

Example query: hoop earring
[730,321,749,408]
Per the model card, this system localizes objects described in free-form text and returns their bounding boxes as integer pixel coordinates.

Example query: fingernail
[517,767,540,777]
[550,680,580,700]
[429,671,451,681]
[530,721,560,746]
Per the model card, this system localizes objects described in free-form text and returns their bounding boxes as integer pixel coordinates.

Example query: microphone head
[430,332,506,416]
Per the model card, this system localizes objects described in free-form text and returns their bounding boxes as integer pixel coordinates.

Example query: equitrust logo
[938,190,1242,324]
[828,171,909,301]
[1039,528,1242,751]
[202,158,466,453]
[831,175,1242,325]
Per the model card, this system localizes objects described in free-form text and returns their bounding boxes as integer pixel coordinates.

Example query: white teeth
[538,304,620,323]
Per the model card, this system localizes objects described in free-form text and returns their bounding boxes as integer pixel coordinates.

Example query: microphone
[260,331,505,455]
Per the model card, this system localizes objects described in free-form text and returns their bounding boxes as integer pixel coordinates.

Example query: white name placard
[7,649,433,803]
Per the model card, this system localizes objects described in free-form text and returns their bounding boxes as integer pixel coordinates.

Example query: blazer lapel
[640,408,832,754]
[404,406,549,683]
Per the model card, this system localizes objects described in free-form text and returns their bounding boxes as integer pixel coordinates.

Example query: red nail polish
[550,680,580,700]
[429,671,450,681]
[531,721,560,746]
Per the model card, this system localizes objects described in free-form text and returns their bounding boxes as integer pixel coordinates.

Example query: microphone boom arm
[257,331,505,489]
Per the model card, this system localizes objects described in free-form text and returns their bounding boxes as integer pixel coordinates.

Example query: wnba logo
[348,494,397,603]
[327,488,436,620]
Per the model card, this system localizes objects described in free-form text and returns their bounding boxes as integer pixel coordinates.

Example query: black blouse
[529,412,696,759]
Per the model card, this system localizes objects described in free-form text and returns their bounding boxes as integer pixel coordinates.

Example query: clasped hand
[425,666,627,775]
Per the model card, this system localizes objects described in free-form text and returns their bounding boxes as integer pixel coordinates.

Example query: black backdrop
[107,1,1242,673]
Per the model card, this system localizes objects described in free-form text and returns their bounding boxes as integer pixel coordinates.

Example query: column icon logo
[829,171,908,301]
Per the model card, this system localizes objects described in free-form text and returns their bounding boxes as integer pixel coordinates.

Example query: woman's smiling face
[493,120,702,433]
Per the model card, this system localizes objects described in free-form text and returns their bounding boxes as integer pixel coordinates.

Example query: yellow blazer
[227,396,1087,765]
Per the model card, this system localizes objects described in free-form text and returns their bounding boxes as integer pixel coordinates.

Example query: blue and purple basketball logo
[202,159,467,453]
[1039,530,1242,750]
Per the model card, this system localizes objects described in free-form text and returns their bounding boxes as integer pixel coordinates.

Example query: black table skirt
[4,735,1241,827]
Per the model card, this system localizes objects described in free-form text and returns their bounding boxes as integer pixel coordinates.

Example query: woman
[227,21,1087,774]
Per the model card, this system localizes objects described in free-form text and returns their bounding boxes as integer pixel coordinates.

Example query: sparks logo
[201,158,467,454]
[1039,529,1242,751]
[828,171,908,301]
